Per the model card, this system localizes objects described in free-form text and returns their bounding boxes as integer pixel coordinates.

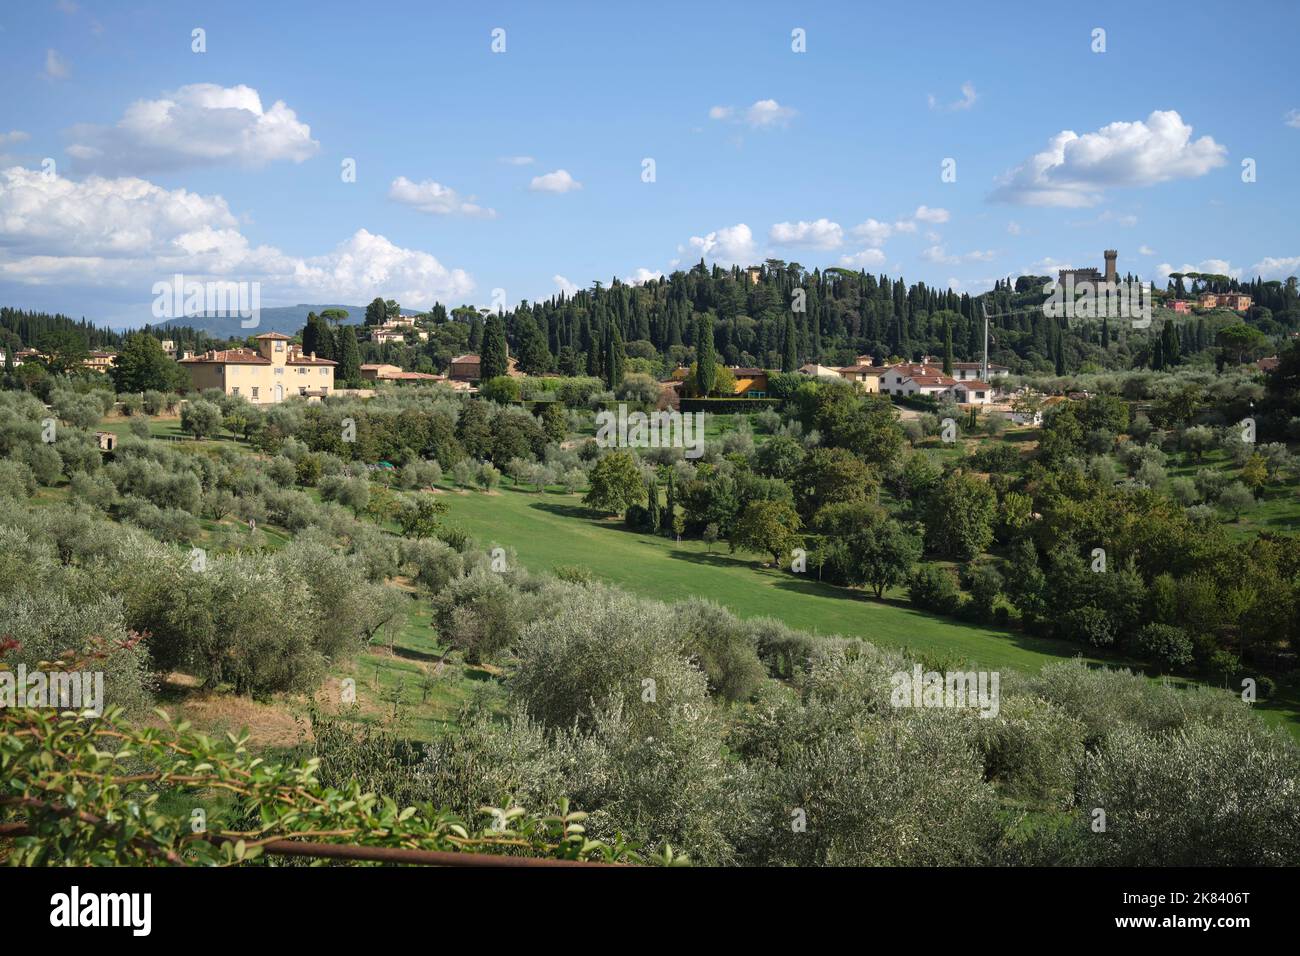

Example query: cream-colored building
[179,332,336,403]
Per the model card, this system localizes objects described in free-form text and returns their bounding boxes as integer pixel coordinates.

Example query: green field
[431,480,1300,738]
[437,481,1106,674]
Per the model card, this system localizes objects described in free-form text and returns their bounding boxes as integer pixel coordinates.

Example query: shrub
[1133,623,1194,673]
[907,564,960,615]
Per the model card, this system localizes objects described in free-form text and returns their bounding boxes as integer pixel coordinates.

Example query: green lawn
[436,482,1107,674]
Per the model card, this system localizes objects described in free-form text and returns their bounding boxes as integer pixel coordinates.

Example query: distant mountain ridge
[154,304,416,340]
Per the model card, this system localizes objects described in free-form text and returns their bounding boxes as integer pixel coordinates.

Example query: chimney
[310,351,316,361]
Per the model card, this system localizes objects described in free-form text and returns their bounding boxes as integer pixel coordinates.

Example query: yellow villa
[179,332,336,404]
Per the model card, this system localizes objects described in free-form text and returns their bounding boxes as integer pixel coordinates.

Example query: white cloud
[1250,255,1300,279]
[769,218,843,249]
[553,275,580,295]
[45,49,69,79]
[624,267,664,285]
[928,82,978,112]
[991,110,1227,207]
[67,83,318,174]
[683,223,757,265]
[0,131,30,146]
[529,169,582,193]
[1138,244,1156,256]
[892,219,918,234]
[709,99,796,129]
[839,248,886,268]
[0,166,473,309]
[388,176,495,218]
[922,245,995,265]
[499,155,534,165]
[1156,259,1240,279]
[1285,110,1300,129]
[913,205,950,224]
[850,218,893,245]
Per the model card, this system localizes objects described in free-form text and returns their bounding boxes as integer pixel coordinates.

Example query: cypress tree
[661,468,676,534]
[605,320,626,389]
[646,474,660,531]
[695,314,717,396]
[481,313,509,380]
[942,318,953,375]
[782,314,798,372]
[336,326,361,385]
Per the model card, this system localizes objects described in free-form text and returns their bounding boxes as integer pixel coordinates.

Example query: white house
[879,363,958,397]
[941,381,995,405]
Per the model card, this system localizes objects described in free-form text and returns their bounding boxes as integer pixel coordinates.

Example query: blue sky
[1,0,1298,328]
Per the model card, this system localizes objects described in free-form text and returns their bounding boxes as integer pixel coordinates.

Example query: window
[252,387,259,399]
[274,341,284,352]
[231,387,239,396]
[297,367,306,374]
[321,367,328,375]
[299,387,307,396]
[275,367,283,375]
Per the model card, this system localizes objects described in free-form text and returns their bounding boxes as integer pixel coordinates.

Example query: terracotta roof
[253,332,292,340]
[451,354,480,363]
[179,348,270,365]
[287,353,338,366]
[731,367,766,376]
[952,380,992,390]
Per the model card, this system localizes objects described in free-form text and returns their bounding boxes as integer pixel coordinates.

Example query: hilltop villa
[179,332,336,404]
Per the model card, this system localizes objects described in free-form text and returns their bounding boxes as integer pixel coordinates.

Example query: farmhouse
[449,354,481,381]
[879,363,958,398]
[179,332,336,404]
[360,363,446,384]
[797,363,843,380]
[836,364,884,392]
[730,367,770,397]
[941,381,994,405]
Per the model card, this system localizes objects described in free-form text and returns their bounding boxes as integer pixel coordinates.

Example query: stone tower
[1103,249,1118,284]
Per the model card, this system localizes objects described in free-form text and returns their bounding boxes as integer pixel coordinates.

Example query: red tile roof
[179,348,270,365]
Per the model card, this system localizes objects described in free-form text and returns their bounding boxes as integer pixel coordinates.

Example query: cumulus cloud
[0,131,30,146]
[1250,255,1300,279]
[529,169,582,193]
[624,267,664,285]
[990,110,1227,207]
[553,275,580,295]
[682,223,757,265]
[709,99,796,129]
[839,248,886,269]
[913,205,950,224]
[769,218,843,249]
[45,49,69,80]
[1285,110,1300,129]
[388,176,495,218]
[1156,259,1240,279]
[0,166,473,309]
[922,245,995,265]
[66,83,319,174]
[849,218,894,245]
[928,82,978,112]
[1138,244,1156,256]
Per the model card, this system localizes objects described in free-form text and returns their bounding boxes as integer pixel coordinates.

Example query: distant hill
[155,304,401,339]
